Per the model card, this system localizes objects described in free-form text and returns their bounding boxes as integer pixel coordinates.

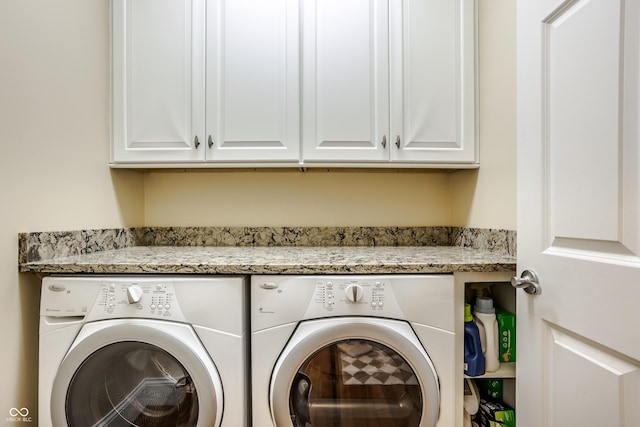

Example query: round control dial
[345,284,364,302]
[126,285,143,304]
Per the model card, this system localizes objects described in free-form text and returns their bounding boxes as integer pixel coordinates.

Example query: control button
[375,281,382,288]
[326,282,333,288]
[156,284,163,290]
[260,282,279,290]
[371,301,378,308]
[378,301,384,308]
[108,303,115,308]
[109,284,116,290]
[150,304,156,310]
[164,304,171,310]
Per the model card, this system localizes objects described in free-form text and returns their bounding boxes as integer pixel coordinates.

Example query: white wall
[0,0,144,421]
[0,0,515,423]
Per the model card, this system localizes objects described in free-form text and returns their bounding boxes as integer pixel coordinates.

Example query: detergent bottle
[464,303,485,377]
[473,296,500,372]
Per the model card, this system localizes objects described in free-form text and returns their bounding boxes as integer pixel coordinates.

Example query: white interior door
[517,0,640,426]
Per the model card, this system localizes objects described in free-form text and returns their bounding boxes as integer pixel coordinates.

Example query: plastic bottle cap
[464,303,473,322]
[474,296,495,314]
[469,283,493,297]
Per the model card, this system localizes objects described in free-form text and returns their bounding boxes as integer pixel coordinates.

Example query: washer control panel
[94,281,185,320]
[312,279,394,313]
[40,278,186,322]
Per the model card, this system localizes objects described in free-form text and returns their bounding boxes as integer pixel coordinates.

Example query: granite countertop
[19,245,515,274]
[18,227,516,275]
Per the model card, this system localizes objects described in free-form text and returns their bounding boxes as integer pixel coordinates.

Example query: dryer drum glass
[65,341,199,426]
[289,339,423,427]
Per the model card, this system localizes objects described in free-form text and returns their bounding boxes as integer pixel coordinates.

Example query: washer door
[51,320,223,427]
[271,318,440,427]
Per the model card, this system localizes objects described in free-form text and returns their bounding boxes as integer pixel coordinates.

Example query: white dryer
[39,275,247,427]
[251,275,458,427]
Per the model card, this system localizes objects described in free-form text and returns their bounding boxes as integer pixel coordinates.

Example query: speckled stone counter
[18,227,516,275]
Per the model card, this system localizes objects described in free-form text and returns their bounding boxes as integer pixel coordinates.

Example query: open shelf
[464,362,515,379]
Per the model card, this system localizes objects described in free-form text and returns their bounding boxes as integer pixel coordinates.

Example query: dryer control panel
[251,275,455,332]
[303,278,409,320]
[314,280,390,310]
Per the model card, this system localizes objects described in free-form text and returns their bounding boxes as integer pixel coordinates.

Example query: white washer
[39,275,248,427]
[251,275,457,427]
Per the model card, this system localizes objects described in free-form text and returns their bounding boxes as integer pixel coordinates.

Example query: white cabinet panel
[391,0,477,163]
[302,0,389,162]
[206,0,299,162]
[111,0,205,163]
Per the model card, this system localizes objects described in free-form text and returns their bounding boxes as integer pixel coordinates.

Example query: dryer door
[271,318,440,427]
[51,319,223,427]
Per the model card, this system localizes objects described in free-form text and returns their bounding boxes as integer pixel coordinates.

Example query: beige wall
[144,170,452,226]
[0,0,144,420]
[0,0,515,423]
[450,0,517,229]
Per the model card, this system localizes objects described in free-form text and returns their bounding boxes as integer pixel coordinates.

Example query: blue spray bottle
[464,303,485,376]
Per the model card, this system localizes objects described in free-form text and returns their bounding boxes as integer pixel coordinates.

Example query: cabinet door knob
[381,135,387,148]
[208,135,214,148]
[395,135,401,149]
[194,135,200,149]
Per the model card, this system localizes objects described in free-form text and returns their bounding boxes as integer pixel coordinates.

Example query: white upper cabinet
[111,0,477,167]
[205,0,300,163]
[301,0,390,162]
[111,0,299,165]
[390,0,477,164]
[302,0,477,166]
[111,0,206,163]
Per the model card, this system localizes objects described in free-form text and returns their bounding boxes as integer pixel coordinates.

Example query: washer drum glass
[65,341,199,426]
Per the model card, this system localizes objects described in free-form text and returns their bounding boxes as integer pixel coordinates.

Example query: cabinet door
[206,0,300,163]
[390,0,477,164]
[301,0,390,163]
[111,0,206,164]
